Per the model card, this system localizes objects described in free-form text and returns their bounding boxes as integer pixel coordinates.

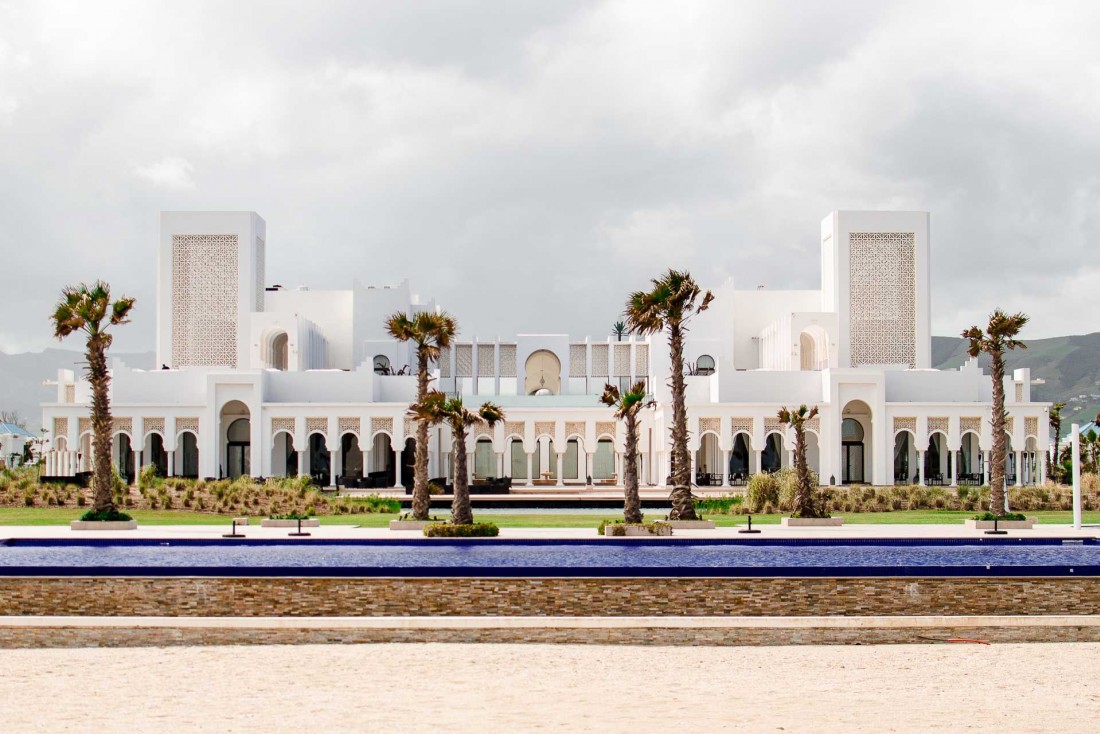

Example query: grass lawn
[0,507,1097,528]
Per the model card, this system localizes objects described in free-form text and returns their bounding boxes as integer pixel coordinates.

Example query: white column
[555,452,564,486]
[586,453,594,486]
[981,451,989,486]
[167,451,175,478]
[526,452,535,486]
[298,450,308,478]
[330,451,339,488]
[1071,424,1082,529]
[467,452,475,483]
[948,450,956,487]
[689,452,697,486]
[1037,454,1045,485]
[1014,451,1023,486]
[395,447,405,488]
[132,448,140,485]
[917,450,925,486]
[753,450,762,475]
[721,450,730,487]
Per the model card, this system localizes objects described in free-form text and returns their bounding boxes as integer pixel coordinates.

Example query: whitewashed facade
[40,210,1050,489]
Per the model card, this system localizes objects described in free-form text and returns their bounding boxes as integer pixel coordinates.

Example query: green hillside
[933,333,1100,431]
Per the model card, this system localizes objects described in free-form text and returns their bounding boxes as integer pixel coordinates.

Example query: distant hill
[933,332,1100,430]
[0,348,154,432]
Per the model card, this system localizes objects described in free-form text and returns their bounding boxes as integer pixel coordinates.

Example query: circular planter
[964,518,1036,530]
[70,520,137,531]
[260,518,320,528]
[780,516,844,527]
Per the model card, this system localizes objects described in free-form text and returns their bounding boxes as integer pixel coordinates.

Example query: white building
[40,210,1050,490]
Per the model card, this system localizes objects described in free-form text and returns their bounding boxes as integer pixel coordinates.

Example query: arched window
[373,355,391,375]
[269,332,288,371]
[695,355,715,376]
[842,418,864,443]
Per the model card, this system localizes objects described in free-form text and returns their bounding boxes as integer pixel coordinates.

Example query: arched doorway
[370,433,395,486]
[959,432,981,484]
[524,350,561,395]
[273,431,297,477]
[762,433,783,473]
[220,400,251,480]
[509,438,527,480]
[145,433,168,477]
[696,433,721,486]
[893,431,914,484]
[799,326,829,371]
[474,437,495,479]
[805,431,821,479]
[114,433,134,484]
[401,437,415,488]
[270,332,289,371]
[177,432,199,478]
[729,433,750,484]
[925,433,947,484]
[593,438,614,481]
[341,434,364,482]
[841,400,871,484]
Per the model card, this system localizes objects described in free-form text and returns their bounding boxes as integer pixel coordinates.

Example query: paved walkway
[1,522,1097,541]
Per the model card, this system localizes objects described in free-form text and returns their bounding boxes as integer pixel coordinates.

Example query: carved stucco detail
[455,344,472,378]
[78,417,92,435]
[53,417,68,440]
[730,417,754,435]
[477,344,495,377]
[764,417,782,434]
[848,232,916,368]
[474,423,493,439]
[927,417,949,435]
[305,417,328,436]
[171,233,238,368]
[143,417,165,437]
[893,417,917,435]
[1025,416,1038,438]
[65,384,75,403]
[112,417,132,436]
[569,344,587,377]
[338,417,360,437]
[1015,383,1024,402]
[370,417,393,437]
[504,421,525,439]
[438,347,451,378]
[635,344,649,375]
[699,417,720,436]
[591,344,608,376]
[614,343,631,376]
[499,344,517,377]
[595,421,616,439]
[534,421,556,438]
[176,417,199,437]
[960,417,982,435]
[271,417,295,434]
[565,421,585,439]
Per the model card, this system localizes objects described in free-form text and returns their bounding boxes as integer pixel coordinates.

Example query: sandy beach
[1,642,1097,733]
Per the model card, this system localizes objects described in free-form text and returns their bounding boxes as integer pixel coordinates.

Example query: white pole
[1071,423,1081,530]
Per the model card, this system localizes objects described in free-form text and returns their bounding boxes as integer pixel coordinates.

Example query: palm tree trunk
[411,349,431,520]
[989,351,1007,514]
[87,337,116,514]
[1050,419,1060,483]
[793,424,816,518]
[623,414,642,524]
[450,425,473,525]
[667,322,697,520]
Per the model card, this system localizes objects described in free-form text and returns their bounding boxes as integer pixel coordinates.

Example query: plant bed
[666,519,716,529]
[260,517,320,528]
[965,513,1036,530]
[388,519,443,530]
[780,516,844,527]
[70,520,137,530]
[599,520,673,537]
[423,522,500,538]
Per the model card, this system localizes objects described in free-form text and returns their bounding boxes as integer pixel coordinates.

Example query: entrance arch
[840,399,872,484]
[220,400,251,480]
[524,350,561,395]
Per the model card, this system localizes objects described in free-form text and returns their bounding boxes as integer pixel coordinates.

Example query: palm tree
[386,310,457,520]
[1048,402,1065,483]
[612,321,627,341]
[962,309,1028,516]
[600,381,653,524]
[409,390,504,525]
[778,405,822,518]
[625,269,714,520]
[50,281,135,516]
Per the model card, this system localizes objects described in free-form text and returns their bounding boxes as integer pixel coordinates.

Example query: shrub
[972,511,1028,522]
[79,508,133,522]
[428,482,445,495]
[356,494,401,513]
[599,519,672,537]
[694,494,743,515]
[423,522,499,537]
[269,512,312,520]
[746,473,780,512]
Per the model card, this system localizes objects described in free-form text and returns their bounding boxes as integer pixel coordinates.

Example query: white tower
[156,211,266,369]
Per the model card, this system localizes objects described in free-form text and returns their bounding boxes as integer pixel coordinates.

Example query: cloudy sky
[0,0,1097,353]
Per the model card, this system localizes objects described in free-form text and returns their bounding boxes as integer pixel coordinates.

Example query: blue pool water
[0,538,1097,577]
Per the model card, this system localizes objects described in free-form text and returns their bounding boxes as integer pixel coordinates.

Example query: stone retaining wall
[2,624,1099,648]
[1,576,1097,618]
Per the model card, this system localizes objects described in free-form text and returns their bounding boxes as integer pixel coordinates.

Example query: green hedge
[79,508,133,522]
[423,522,500,537]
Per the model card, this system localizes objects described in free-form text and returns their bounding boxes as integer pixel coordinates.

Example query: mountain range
[2,333,1098,434]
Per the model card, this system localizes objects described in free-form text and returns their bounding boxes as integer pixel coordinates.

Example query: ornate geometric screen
[848,232,916,368]
[477,344,495,377]
[569,345,587,377]
[499,345,517,377]
[172,234,239,368]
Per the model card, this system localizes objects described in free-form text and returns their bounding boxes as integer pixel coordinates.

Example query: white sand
[1,642,1098,733]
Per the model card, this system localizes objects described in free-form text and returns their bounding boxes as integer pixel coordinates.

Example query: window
[373,355,391,375]
[695,355,715,376]
[842,418,864,443]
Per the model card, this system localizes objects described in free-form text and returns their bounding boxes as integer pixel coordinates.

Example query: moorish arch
[840,399,872,484]
[524,350,561,395]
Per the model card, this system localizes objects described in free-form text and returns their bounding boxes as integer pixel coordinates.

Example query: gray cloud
[0,0,1096,354]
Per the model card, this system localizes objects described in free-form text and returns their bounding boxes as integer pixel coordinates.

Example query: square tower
[156,212,266,368]
[821,211,930,369]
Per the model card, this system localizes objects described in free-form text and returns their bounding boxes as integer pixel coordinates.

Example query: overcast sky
[1,0,1097,353]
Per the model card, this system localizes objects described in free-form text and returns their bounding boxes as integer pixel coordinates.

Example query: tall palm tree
[386,310,457,520]
[600,381,653,524]
[50,281,135,516]
[778,405,822,518]
[1048,402,1065,483]
[611,321,627,341]
[625,269,714,520]
[962,309,1028,516]
[409,390,504,525]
